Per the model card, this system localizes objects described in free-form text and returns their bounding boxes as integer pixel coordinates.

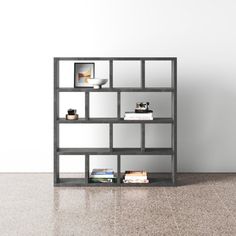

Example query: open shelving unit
[54,57,177,187]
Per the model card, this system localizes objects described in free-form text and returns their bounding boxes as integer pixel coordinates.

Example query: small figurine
[66,109,79,120]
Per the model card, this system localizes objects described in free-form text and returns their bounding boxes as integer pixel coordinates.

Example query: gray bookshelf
[54,57,177,187]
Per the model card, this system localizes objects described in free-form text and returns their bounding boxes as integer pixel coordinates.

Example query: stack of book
[90,168,115,183]
[123,171,149,183]
[124,111,153,120]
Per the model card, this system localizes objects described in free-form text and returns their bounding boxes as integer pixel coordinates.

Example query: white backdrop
[0,0,236,172]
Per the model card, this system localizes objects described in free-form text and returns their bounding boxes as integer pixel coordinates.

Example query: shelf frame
[54,57,177,187]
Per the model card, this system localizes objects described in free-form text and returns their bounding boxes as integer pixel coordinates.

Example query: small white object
[87,78,108,89]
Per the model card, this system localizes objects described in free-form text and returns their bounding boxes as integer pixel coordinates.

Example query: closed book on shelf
[124,117,153,120]
[90,174,114,178]
[125,171,147,176]
[123,179,149,184]
[91,168,114,175]
[125,175,147,180]
[125,112,153,117]
[124,112,153,120]
[90,178,114,183]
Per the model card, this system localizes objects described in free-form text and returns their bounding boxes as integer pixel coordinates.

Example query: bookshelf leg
[117,155,121,184]
[54,154,59,184]
[171,154,176,186]
[85,154,89,184]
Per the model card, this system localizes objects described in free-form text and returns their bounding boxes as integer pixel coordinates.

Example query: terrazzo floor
[0,174,236,235]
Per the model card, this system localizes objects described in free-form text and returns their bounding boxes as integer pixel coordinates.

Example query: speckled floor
[0,174,236,235]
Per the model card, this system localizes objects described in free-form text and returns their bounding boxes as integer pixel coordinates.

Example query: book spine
[124,117,153,120]
[90,175,114,178]
[124,176,147,180]
[91,172,114,175]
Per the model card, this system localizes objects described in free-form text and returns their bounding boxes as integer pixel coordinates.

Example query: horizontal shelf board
[57,87,174,92]
[57,148,173,155]
[55,57,177,61]
[58,118,174,124]
[55,177,174,187]
[56,178,85,186]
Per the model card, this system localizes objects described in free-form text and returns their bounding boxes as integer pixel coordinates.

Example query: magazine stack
[90,168,115,183]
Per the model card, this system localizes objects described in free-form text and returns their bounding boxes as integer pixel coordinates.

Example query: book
[91,168,114,178]
[124,175,147,180]
[91,168,114,175]
[125,112,153,117]
[125,171,147,176]
[124,171,148,182]
[90,178,114,183]
[124,112,153,120]
[123,179,149,183]
[90,174,114,178]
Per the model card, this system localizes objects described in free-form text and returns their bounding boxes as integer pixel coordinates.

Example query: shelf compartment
[57,87,174,92]
[57,148,173,155]
[58,118,173,124]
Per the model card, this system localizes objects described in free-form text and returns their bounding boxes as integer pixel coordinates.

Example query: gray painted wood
[171,58,177,186]
[85,91,89,120]
[117,155,121,184]
[117,92,121,118]
[57,117,173,123]
[85,154,89,184]
[55,57,176,61]
[141,123,145,152]
[54,57,177,187]
[57,148,173,155]
[109,60,113,88]
[141,60,145,88]
[109,123,113,152]
[54,58,59,184]
[58,87,174,92]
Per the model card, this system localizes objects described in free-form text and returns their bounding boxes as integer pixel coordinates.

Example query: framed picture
[74,63,95,87]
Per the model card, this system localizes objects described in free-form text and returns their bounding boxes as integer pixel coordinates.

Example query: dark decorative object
[135,102,152,113]
[66,108,78,120]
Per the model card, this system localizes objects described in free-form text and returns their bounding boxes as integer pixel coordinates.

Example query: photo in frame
[74,63,95,87]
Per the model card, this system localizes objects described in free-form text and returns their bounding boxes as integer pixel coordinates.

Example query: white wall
[0,0,236,172]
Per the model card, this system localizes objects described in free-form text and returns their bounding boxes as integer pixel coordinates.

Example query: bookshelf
[54,57,177,186]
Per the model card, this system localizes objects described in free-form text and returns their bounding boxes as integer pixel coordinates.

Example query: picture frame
[74,63,95,88]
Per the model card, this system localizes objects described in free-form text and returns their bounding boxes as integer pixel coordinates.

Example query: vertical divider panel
[171,58,177,185]
[141,123,145,152]
[85,154,90,184]
[110,123,113,152]
[141,59,145,88]
[54,58,60,184]
[117,92,121,118]
[117,155,121,184]
[85,91,89,120]
[109,60,113,88]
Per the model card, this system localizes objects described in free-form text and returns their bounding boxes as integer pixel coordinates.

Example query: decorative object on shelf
[87,78,108,89]
[90,168,115,183]
[66,108,79,120]
[135,102,152,113]
[74,63,95,88]
[123,171,149,183]
[124,102,153,120]
[74,62,108,89]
